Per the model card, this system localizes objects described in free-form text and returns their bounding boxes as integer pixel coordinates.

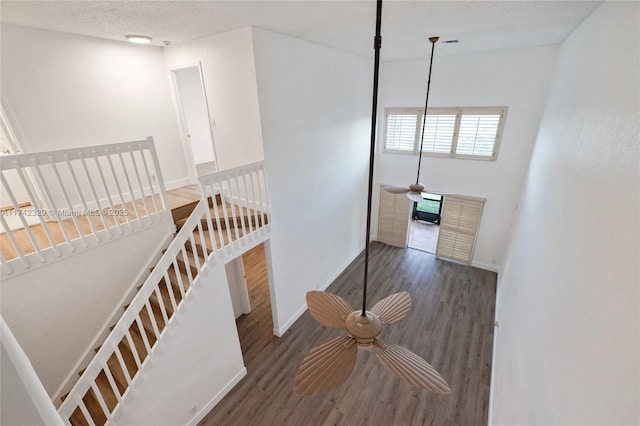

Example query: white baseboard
[187,367,247,426]
[318,244,364,292]
[273,303,307,337]
[165,176,197,191]
[471,260,500,273]
[273,245,365,337]
[487,273,503,426]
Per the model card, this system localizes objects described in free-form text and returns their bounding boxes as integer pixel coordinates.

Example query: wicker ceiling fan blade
[306,291,354,329]
[295,335,358,395]
[373,340,451,394]
[382,185,410,194]
[370,291,412,324]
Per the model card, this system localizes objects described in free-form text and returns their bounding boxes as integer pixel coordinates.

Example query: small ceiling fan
[294,0,450,397]
[383,35,440,203]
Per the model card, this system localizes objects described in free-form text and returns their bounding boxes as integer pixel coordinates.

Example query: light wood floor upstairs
[200,242,497,426]
[0,185,201,261]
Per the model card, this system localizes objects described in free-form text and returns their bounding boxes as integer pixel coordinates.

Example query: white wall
[0,24,190,189]
[251,28,371,333]
[118,263,245,426]
[0,223,172,396]
[491,2,639,424]
[164,27,264,171]
[1,319,63,426]
[1,347,47,426]
[374,45,559,270]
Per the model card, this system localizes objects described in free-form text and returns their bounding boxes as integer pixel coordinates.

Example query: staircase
[175,194,268,249]
[56,161,271,425]
[58,199,204,425]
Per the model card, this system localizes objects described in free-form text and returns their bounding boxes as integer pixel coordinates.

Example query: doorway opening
[408,193,443,253]
[225,242,276,365]
[171,64,217,177]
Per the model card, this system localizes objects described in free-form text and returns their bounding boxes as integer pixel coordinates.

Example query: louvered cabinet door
[378,186,411,247]
[436,195,485,264]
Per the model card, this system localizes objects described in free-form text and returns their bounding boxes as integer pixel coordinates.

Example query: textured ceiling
[0,0,602,60]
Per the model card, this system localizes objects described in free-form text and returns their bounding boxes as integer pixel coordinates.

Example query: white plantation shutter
[456,113,502,158]
[377,186,411,247]
[383,107,507,160]
[385,112,418,152]
[421,114,456,154]
[436,195,485,264]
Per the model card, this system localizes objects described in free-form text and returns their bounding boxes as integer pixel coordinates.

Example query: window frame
[382,106,508,161]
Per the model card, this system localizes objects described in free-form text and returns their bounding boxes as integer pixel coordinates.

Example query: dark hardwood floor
[200,242,497,426]
[237,243,276,365]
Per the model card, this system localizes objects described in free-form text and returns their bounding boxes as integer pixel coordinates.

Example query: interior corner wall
[373,45,559,270]
[0,24,190,188]
[251,27,371,331]
[1,345,49,426]
[0,223,172,396]
[490,2,640,425]
[163,27,264,171]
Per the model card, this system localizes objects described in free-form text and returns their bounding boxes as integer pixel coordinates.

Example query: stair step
[197,227,247,248]
[138,303,163,343]
[175,212,267,233]
[104,352,129,395]
[69,385,108,426]
[67,356,127,425]
[170,200,198,223]
[170,194,220,223]
[168,264,192,295]
[175,253,199,278]
[115,337,139,382]
[158,269,186,306]
[153,246,202,280]
[149,283,175,317]
[184,237,207,258]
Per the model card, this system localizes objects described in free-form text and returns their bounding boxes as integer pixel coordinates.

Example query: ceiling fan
[383,35,440,203]
[294,0,451,397]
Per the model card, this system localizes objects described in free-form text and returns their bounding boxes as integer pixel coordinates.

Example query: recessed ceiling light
[125,35,152,44]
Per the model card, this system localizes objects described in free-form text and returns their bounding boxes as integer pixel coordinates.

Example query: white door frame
[169,62,219,180]
[229,256,252,317]
[225,239,280,339]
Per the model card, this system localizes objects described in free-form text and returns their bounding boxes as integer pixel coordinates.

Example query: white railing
[1,317,65,425]
[58,199,214,425]
[198,161,271,260]
[0,137,171,278]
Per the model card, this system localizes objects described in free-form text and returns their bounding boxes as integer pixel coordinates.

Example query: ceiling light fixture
[125,35,152,44]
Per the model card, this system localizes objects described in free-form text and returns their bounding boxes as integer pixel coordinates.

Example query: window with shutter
[435,195,485,265]
[384,111,418,152]
[383,107,507,160]
[421,113,457,155]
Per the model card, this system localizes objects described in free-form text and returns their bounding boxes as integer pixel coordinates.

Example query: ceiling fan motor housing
[345,311,382,345]
[409,183,425,194]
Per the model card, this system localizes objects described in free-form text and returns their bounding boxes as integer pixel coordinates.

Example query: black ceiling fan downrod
[415,36,439,186]
[361,0,383,316]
